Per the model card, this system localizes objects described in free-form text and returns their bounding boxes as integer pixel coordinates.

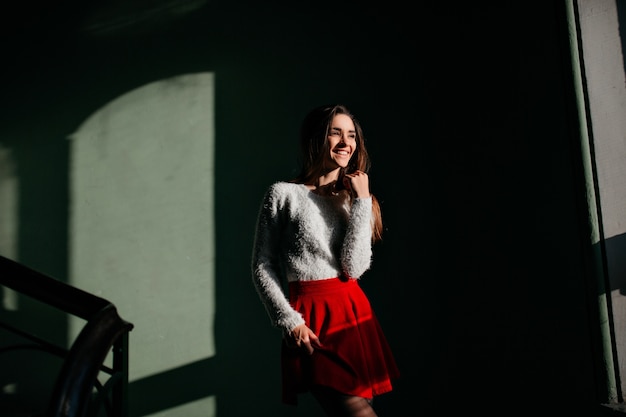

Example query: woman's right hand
[343,170,370,198]
[287,324,322,355]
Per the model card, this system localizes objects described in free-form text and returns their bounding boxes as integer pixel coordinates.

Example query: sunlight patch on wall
[68,72,215,381]
[0,144,19,310]
[578,0,626,240]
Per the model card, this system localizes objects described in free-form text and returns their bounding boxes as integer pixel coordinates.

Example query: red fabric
[281,277,400,405]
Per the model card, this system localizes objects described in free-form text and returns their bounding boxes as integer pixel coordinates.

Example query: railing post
[113,332,131,417]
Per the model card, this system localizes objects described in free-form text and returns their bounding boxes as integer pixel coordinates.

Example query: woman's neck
[309,169,344,196]
[316,168,341,188]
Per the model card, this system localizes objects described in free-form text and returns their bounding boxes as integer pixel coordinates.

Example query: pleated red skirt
[281,277,400,405]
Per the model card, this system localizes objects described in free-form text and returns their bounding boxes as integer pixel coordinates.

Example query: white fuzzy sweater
[251,181,373,335]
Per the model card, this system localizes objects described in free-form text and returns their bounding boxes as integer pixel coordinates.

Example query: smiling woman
[251,104,399,417]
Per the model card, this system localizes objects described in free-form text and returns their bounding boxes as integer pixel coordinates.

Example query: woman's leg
[310,385,378,417]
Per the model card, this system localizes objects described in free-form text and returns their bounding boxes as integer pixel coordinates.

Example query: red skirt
[281,277,400,405]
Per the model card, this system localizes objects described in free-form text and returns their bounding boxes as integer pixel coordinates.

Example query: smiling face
[326,113,356,169]
[296,104,369,185]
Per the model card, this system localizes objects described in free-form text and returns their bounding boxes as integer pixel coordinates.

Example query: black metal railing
[0,255,134,417]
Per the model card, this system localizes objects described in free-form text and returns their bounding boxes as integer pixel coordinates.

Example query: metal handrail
[0,255,134,417]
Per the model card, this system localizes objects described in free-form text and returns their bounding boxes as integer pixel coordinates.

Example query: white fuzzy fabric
[251,181,373,335]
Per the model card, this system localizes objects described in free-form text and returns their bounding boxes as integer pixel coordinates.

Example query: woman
[251,104,399,417]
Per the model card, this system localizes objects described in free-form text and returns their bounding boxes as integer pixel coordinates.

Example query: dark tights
[310,385,378,417]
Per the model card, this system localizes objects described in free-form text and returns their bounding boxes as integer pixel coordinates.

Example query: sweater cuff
[278,314,306,336]
[351,196,372,219]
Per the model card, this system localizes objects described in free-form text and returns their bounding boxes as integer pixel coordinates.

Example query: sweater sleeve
[251,184,306,335]
[341,197,373,278]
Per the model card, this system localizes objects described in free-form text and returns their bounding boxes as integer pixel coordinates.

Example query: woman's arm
[341,196,373,278]
[251,185,305,335]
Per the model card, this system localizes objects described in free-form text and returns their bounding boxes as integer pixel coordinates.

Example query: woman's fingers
[289,325,322,355]
[300,331,322,355]
[344,170,370,198]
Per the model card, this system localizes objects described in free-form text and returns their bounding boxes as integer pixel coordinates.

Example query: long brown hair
[291,104,383,243]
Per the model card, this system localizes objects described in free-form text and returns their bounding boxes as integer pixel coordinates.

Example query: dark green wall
[0,1,603,416]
